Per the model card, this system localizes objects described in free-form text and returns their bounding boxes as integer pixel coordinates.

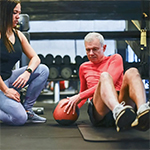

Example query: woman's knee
[12,112,27,126]
[38,64,49,78]
[39,64,49,74]
[11,104,28,125]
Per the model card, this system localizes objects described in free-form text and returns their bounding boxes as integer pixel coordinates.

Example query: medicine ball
[53,99,80,125]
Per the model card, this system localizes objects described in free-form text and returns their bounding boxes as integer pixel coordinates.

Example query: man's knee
[100,72,112,81]
[124,68,141,79]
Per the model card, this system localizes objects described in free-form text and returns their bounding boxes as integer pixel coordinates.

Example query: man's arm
[78,64,97,108]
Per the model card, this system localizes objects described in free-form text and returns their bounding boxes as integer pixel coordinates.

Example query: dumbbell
[75,55,83,76]
[75,55,83,66]
[49,55,62,79]
[38,54,45,64]
[44,54,58,79]
[61,55,72,79]
[63,55,71,65]
[55,55,63,65]
[82,55,89,63]
[32,107,44,115]
[45,54,58,79]
[45,54,54,68]
[49,66,59,79]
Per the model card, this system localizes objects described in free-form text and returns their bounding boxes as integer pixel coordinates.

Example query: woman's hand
[60,94,81,115]
[4,88,20,102]
[12,71,30,88]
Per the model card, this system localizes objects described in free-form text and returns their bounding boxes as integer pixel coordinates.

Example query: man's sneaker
[26,110,46,123]
[113,101,136,132]
[132,101,150,131]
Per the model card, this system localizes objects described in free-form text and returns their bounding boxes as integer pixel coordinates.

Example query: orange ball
[53,99,80,125]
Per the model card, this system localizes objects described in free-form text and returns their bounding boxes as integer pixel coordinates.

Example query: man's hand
[60,94,81,115]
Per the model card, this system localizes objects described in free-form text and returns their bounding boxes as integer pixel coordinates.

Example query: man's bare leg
[119,68,146,108]
[93,72,119,121]
[92,72,136,131]
[119,68,150,131]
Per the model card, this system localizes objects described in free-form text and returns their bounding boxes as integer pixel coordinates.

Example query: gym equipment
[61,67,72,79]
[17,14,30,66]
[75,55,83,76]
[18,14,30,31]
[45,54,58,79]
[53,99,80,125]
[63,55,71,65]
[78,124,150,142]
[49,66,59,79]
[61,55,72,79]
[59,80,66,91]
[75,55,83,66]
[48,55,63,79]
[55,55,63,65]
[38,54,45,64]
[45,54,54,68]
[32,107,44,115]
[82,55,89,63]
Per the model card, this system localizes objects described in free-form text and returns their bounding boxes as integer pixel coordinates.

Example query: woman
[0,0,49,125]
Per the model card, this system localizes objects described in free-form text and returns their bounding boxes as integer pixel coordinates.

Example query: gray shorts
[87,99,115,127]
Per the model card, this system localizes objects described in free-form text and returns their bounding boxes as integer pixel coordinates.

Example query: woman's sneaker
[131,101,150,131]
[26,110,47,123]
[113,101,136,132]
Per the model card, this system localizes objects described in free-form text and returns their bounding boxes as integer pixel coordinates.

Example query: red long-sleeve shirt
[78,54,124,108]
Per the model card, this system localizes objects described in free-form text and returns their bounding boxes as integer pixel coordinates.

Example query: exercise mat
[77,124,150,142]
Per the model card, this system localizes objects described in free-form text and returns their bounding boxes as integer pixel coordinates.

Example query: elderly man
[61,32,150,132]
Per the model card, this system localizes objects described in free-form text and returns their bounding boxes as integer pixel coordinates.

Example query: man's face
[85,38,106,64]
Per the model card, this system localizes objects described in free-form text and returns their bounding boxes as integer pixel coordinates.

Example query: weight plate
[49,67,59,79]
[61,67,72,79]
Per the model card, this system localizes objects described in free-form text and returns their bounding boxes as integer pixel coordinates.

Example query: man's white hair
[84,32,105,47]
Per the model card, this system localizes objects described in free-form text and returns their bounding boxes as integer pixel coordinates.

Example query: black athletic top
[0,30,22,81]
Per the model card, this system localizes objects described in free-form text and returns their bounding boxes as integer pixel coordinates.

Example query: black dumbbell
[61,67,72,79]
[82,55,89,63]
[75,55,83,77]
[45,54,54,68]
[49,66,59,79]
[38,54,45,64]
[75,55,83,66]
[49,55,62,79]
[63,55,71,65]
[32,107,44,115]
[55,55,62,65]
[61,55,72,79]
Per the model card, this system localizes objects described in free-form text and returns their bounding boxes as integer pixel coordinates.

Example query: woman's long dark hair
[0,0,20,52]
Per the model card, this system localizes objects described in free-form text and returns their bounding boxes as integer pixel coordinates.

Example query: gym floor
[0,99,150,150]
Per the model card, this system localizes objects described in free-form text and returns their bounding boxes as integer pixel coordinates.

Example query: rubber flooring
[0,101,150,150]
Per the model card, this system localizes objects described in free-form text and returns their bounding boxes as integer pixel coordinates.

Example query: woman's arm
[12,30,41,88]
[18,30,40,71]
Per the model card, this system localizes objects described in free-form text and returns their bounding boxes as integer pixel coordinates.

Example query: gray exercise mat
[77,124,150,142]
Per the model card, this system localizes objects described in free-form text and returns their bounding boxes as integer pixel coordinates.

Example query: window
[29,20,126,62]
